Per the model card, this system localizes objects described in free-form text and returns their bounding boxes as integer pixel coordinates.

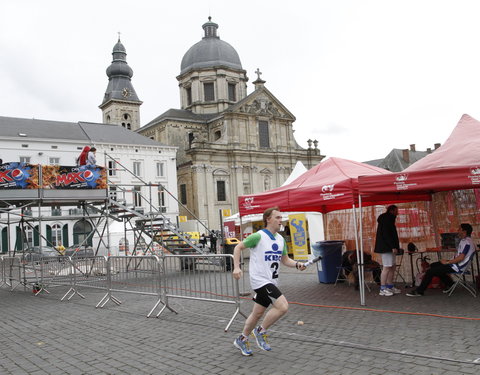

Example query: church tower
[99,37,142,130]
[177,17,248,114]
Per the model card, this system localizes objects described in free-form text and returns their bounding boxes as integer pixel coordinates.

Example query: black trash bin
[312,241,344,283]
[224,238,239,271]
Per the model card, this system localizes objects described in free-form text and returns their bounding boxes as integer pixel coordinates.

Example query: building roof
[143,109,218,129]
[364,148,430,172]
[0,116,170,147]
[180,18,243,76]
[100,38,141,106]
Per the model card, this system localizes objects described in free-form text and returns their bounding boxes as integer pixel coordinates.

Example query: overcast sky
[2,0,480,162]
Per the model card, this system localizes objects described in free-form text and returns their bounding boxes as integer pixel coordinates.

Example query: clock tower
[99,37,142,131]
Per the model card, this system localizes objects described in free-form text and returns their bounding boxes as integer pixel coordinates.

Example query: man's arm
[441,253,465,265]
[281,255,306,270]
[232,242,246,280]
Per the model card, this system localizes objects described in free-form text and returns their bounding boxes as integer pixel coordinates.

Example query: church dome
[180,18,243,75]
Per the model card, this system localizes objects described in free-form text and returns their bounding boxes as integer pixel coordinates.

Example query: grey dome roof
[180,18,242,75]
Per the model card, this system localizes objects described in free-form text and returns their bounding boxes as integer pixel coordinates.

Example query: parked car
[22,246,59,262]
[65,245,95,258]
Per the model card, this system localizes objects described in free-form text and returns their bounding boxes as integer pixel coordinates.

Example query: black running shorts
[253,283,283,308]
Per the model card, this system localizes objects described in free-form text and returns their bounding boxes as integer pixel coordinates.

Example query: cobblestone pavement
[1,267,480,375]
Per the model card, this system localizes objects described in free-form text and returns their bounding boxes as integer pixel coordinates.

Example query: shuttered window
[259,121,270,148]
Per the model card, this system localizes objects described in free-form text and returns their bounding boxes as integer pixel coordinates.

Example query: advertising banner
[0,162,39,189]
[288,213,309,260]
[42,165,107,189]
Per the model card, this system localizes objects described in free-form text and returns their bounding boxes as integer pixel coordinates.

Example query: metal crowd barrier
[1,253,246,331]
[96,256,162,314]
[157,254,246,331]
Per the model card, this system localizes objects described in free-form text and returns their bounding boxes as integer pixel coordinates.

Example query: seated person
[407,223,475,297]
[341,250,381,290]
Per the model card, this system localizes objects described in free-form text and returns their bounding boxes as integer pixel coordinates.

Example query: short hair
[90,147,97,152]
[460,223,473,236]
[263,206,280,227]
[387,205,398,213]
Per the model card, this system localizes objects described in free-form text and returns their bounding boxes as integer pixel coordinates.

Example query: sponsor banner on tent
[0,162,39,189]
[42,165,107,189]
[288,213,309,260]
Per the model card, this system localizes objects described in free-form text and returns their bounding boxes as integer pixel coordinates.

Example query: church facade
[105,18,323,228]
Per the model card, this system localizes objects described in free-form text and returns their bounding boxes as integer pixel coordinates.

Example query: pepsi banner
[42,165,107,189]
[0,163,40,189]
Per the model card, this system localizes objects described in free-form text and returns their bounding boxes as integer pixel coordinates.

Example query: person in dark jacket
[374,205,400,296]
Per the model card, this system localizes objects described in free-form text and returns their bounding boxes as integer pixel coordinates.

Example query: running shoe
[389,287,402,294]
[252,326,272,351]
[406,290,423,297]
[233,336,252,356]
[379,288,394,296]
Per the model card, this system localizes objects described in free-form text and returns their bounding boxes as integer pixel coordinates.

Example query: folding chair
[334,266,351,286]
[447,253,477,297]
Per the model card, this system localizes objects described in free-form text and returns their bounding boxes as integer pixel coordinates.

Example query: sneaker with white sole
[233,336,252,356]
[406,290,423,297]
[252,326,271,351]
[379,288,394,296]
[389,287,401,294]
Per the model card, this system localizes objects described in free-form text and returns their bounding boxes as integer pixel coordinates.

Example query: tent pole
[352,203,363,304]
[358,195,366,306]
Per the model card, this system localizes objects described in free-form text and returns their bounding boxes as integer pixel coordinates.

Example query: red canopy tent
[358,114,480,201]
[238,157,391,216]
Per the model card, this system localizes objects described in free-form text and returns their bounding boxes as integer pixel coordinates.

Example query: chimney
[409,144,416,152]
[427,147,432,153]
[434,143,441,150]
[402,149,410,163]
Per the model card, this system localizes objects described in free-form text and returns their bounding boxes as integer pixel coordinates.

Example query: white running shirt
[451,236,475,272]
[243,229,287,290]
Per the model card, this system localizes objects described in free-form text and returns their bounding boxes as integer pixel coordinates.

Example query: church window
[123,113,130,121]
[216,180,226,202]
[228,83,236,101]
[204,82,215,101]
[127,123,131,130]
[106,115,111,123]
[188,132,195,148]
[258,121,270,148]
[180,184,187,204]
[214,130,221,140]
[122,123,126,127]
[186,87,192,106]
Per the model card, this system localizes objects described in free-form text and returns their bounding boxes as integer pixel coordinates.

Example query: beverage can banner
[0,162,40,189]
[42,165,107,189]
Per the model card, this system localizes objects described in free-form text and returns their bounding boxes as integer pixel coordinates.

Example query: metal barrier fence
[0,254,246,331]
[96,256,162,313]
[158,254,246,331]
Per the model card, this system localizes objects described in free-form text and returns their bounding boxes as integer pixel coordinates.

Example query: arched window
[214,130,221,140]
[73,219,93,246]
[51,224,62,247]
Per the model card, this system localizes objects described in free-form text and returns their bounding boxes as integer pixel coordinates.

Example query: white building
[0,116,178,254]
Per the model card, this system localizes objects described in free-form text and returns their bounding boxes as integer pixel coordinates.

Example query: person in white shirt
[232,206,306,356]
[86,147,97,166]
[407,223,475,297]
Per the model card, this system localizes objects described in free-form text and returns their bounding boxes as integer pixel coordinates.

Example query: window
[133,186,142,207]
[158,188,166,211]
[25,227,33,248]
[133,161,142,176]
[259,121,270,148]
[228,83,236,101]
[156,162,165,178]
[186,87,192,106]
[49,157,60,165]
[108,160,117,177]
[204,82,214,101]
[217,180,226,201]
[51,206,61,216]
[20,156,31,163]
[188,132,194,148]
[51,145,58,149]
[180,184,187,205]
[51,224,62,247]
[214,130,221,141]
